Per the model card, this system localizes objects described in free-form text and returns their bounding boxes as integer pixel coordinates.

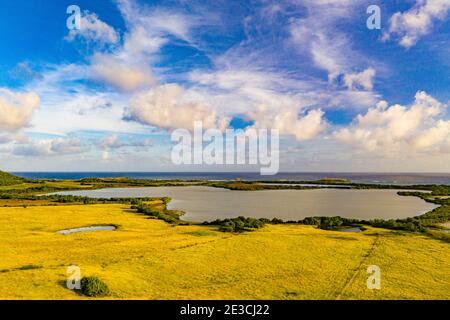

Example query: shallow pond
[58,225,117,235]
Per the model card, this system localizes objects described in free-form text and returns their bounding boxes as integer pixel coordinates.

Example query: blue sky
[1,0,450,172]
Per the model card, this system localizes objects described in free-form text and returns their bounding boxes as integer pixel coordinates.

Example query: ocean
[12,172,450,185]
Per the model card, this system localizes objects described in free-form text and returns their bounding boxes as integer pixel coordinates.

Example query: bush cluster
[318,216,344,230]
[204,216,265,232]
[80,276,110,297]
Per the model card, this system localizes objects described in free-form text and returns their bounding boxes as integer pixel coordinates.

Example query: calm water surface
[54,186,437,222]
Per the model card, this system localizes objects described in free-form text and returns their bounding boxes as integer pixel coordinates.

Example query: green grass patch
[17,264,42,271]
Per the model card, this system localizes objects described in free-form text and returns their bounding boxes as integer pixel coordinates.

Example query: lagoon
[54,186,438,222]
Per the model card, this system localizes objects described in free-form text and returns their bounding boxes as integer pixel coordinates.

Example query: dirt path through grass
[334,233,381,300]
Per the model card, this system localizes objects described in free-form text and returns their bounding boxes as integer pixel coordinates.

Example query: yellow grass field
[0,204,448,300]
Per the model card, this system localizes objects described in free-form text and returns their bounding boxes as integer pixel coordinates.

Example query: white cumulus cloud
[335,91,450,154]
[128,84,229,131]
[383,0,450,48]
[251,106,327,141]
[0,89,40,132]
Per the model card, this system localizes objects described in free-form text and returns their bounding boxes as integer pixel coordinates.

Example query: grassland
[0,203,448,300]
[0,171,449,300]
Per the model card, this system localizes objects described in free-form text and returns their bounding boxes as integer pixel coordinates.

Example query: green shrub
[80,276,110,297]
[318,216,344,230]
[271,218,284,224]
[300,217,321,225]
[219,221,236,232]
